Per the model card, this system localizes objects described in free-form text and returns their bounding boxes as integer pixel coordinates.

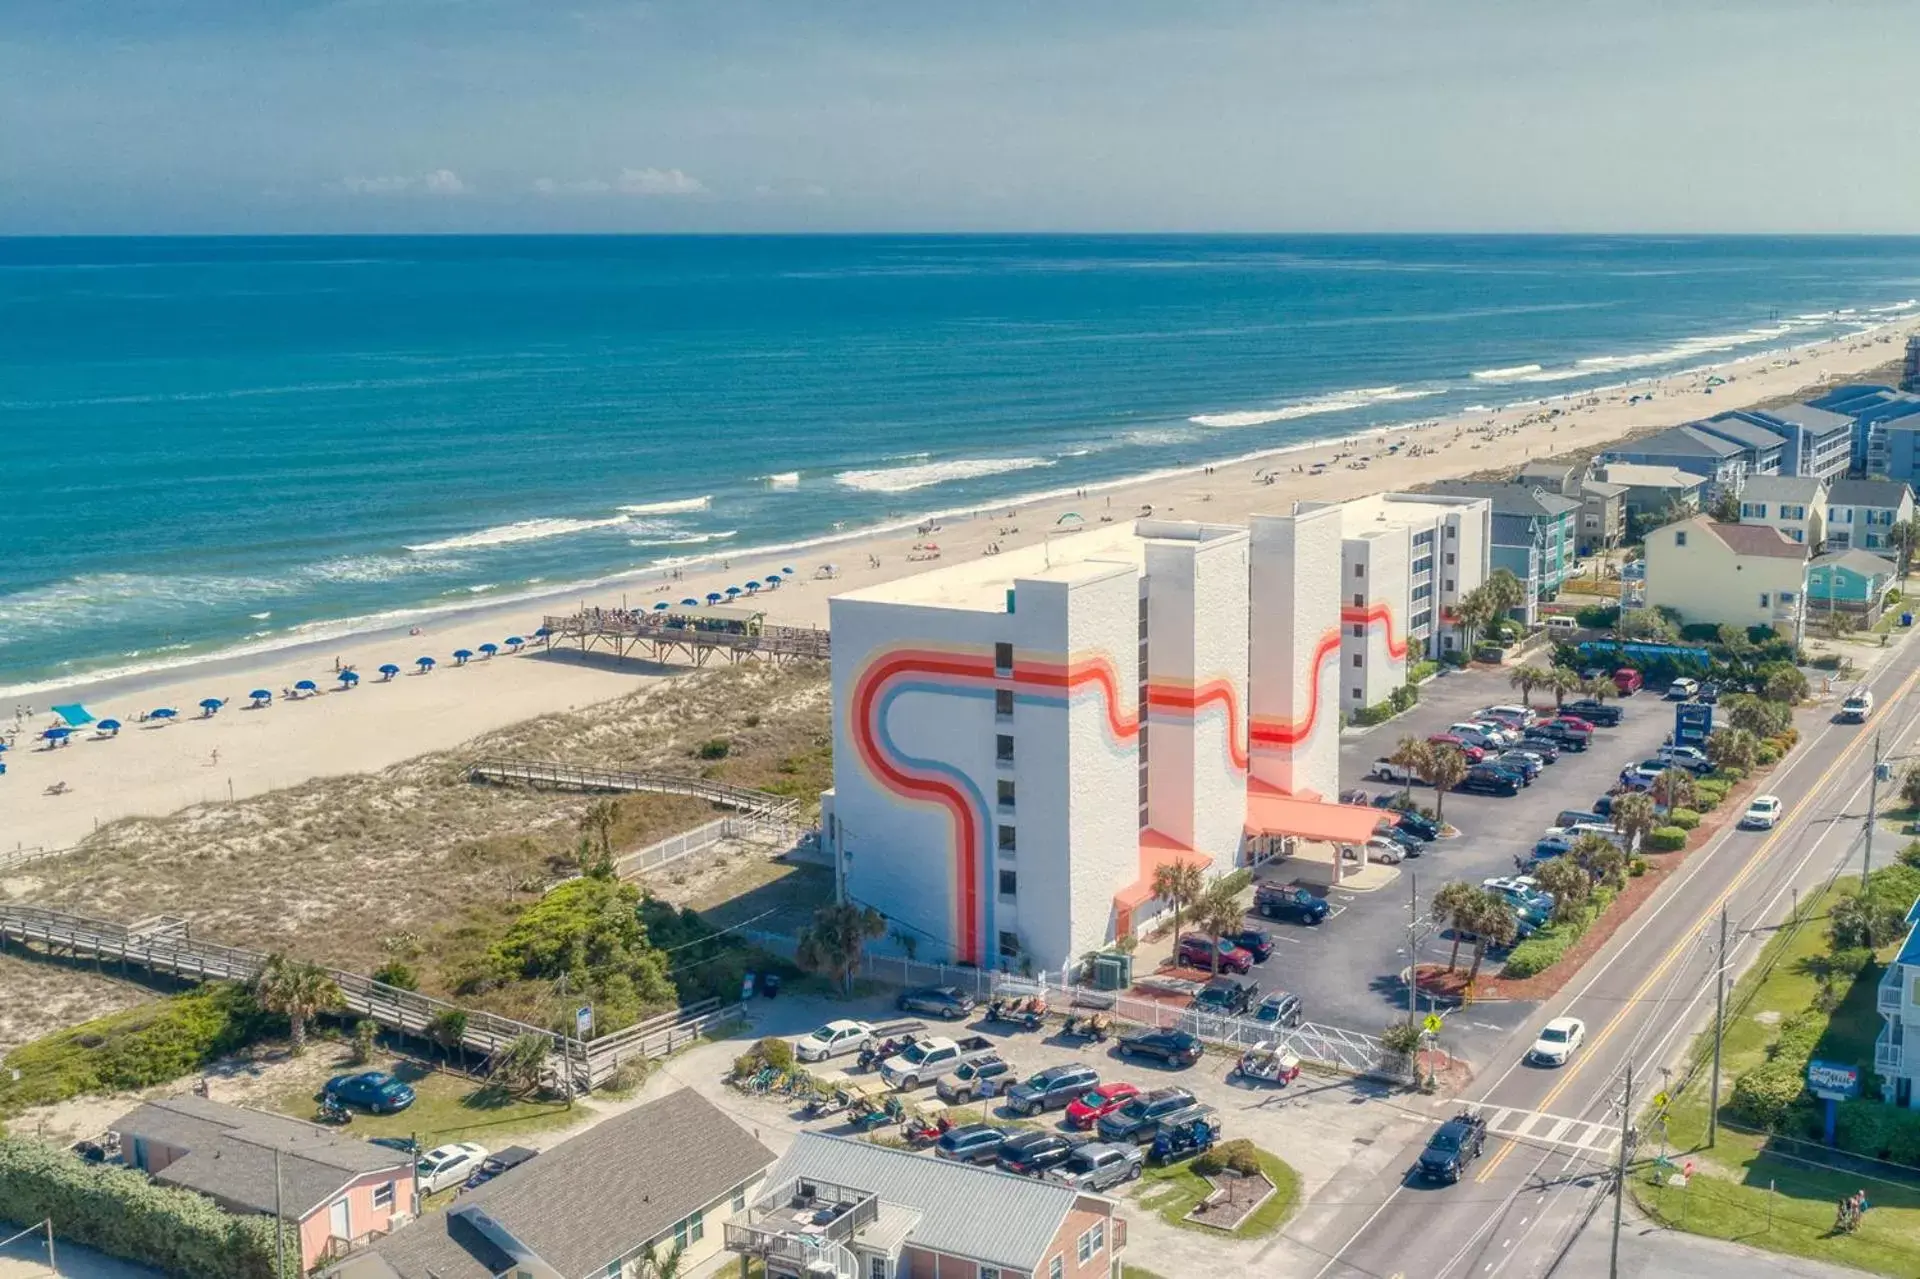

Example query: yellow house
[1643,515,1809,643]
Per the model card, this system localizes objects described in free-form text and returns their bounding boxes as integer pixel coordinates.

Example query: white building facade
[1874,899,1920,1108]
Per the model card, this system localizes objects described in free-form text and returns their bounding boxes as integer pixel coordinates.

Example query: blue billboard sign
[1674,703,1713,747]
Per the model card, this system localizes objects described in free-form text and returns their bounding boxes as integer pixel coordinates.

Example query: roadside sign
[1651,1090,1670,1111]
[575,1005,594,1039]
[1807,1059,1860,1101]
[1422,1013,1444,1035]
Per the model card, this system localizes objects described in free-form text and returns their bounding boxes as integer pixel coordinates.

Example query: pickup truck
[1416,1111,1488,1184]
[880,1034,998,1090]
[793,1018,923,1064]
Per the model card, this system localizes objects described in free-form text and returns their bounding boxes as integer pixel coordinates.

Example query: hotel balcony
[1876,1023,1905,1076]
[1881,968,1906,1016]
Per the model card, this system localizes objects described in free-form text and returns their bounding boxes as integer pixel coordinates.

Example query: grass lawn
[275,1062,585,1147]
[1633,881,1920,1275]
[1131,1146,1300,1239]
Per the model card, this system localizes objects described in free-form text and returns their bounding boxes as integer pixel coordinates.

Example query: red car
[1427,734,1487,763]
[1177,934,1253,973]
[1545,716,1594,736]
[1064,1081,1140,1130]
[1612,668,1644,695]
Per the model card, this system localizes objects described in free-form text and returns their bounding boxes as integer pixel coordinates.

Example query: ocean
[4,234,1919,695]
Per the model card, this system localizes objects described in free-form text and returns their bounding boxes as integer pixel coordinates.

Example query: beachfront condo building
[1874,894,1920,1108]
[1309,493,1493,713]
[823,506,1394,972]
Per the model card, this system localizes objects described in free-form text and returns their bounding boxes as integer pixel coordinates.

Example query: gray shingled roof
[1611,425,1745,459]
[357,1088,773,1279]
[763,1133,1087,1272]
[1428,480,1580,520]
[1690,416,1789,452]
[1737,474,1825,505]
[1826,478,1913,509]
[1766,403,1853,435]
[1810,548,1898,577]
[1576,479,1627,499]
[111,1096,413,1220]
[1594,463,1704,490]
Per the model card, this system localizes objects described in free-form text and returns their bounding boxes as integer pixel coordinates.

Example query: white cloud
[616,167,706,196]
[341,169,468,196]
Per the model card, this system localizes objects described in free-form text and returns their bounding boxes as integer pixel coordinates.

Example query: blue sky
[4,0,1917,234]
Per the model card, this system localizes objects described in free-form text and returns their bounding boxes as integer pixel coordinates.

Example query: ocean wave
[616,496,712,516]
[309,554,469,583]
[835,456,1054,494]
[1124,428,1198,447]
[1870,299,1919,314]
[404,515,630,553]
[1461,404,1494,413]
[1470,363,1544,381]
[1189,385,1441,428]
[628,530,739,548]
[763,472,800,489]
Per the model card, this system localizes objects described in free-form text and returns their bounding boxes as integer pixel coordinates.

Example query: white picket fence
[743,932,1407,1082]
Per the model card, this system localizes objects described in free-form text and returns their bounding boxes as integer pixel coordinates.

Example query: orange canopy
[1244,781,1385,844]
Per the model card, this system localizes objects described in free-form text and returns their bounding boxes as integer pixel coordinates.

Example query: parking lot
[1226,666,1680,1059]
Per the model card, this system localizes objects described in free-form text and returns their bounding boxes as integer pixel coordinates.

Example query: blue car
[324,1071,416,1114]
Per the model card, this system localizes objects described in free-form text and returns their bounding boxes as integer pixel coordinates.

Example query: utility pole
[1865,731,1883,885]
[1407,871,1420,1025]
[1709,906,1727,1147]
[274,1146,285,1279]
[1611,1060,1633,1279]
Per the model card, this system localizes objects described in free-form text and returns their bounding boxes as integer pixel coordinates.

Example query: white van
[1545,615,1578,635]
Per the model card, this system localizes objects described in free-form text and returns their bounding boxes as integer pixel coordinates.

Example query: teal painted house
[1807,548,1899,622]
[1430,481,1580,622]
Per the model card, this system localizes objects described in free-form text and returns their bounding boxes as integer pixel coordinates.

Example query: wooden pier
[540,606,829,668]
[468,757,802,825]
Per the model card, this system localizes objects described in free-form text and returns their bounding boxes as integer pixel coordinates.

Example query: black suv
[1228,928,1274,961]
[1458,765,1520,797]
[1255,883,1330,924]
[1560,698,1622,727]
[1416,1111,1488,1183]
[995,1130,1079,1177]
[1097,1087,1204,1144]
[1116,1028,1203,1067]
[1190,977,1256,1016]
[1005,1063,1101,1117]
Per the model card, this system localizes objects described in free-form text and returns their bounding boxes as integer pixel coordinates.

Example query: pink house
[111,1095,418,1271]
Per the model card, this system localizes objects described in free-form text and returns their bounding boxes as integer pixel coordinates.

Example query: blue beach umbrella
[782,566,795,575]
[479,642,499,656]
[249,689,272,705]
[42,727,71,741]
[706,592,723,604]
[378,663,401,680]
[653,601,671,611]
[725,586,742,598]
[294,679,318,693]
[533,627,551,639]
[0,740,8,752]
[416,656,436,671]
[198,697,224,713]
[150,707,178,720]
[680,598,699,607]
[453,649,473,665]
[339,669,360,685]
[745,580,762,592]
[504,637,524,651]
[96,719,121,736]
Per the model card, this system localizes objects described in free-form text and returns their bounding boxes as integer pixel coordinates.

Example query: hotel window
[995,688,1014,718]
[1446,525,1456,538]
[1352,592,1364,607]
[1445,551,1455,565]
[1674,531,1687,547]
[733,1185,748,1212]
[1080,1221,1105,1262]
[1444,579,1454,591]
[1350,623,1363,638]
[997,734,1015,763]
[372,1182,394,1210]
[999,869,1018,898]
[1412,583,1432,602]
[1780,591,1795,604]
[994,642,1014,673]
[1352,654,1363,668]
[1353,563,1365,577]
[981,1270,1001,1279]
[998,824,1017,852]
[1051,1257,1064,1279]
[1758,593,1770,608]
[1351,687,1362,701]
[998,780,1016,810]
[870,1259,889,1279]
[999,930,1020,960]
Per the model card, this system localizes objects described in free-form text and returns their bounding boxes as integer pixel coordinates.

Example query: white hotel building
[824,495,1491,972]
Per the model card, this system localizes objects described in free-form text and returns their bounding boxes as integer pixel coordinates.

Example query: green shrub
[733,1035,795,1081]
[1693,779,1727,805]
[1754,742,1781,766]
[371,960,418,990]
[1835,1100,1920,1164]
[347,1020,377,1066]
[479,876,676,1033]
[697,737,732,759]
[1647,827,1688,852]
[1728,1059,1807,1128]
[1668,808,1701,831]
[1575,604,1621,629]
[1899,842,1920,870]
[0,1138,293,1279]
[0,984,271,1115]
[1407,659,1440,683]
[1214,868,1253,898]
[1194,1137,1262,1177]
[1808,652,1847,671]
[1350,700,1398,727]
[1441,650,1469,669]
[1711,766,1746,783]
[1628,856,1649,877]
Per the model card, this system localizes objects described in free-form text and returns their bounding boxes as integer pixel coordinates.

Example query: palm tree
[1486,568,1526,625]
[1705,727,1758,774]
[1651,767,1696,812]
[795,902,887,994]
[641,1244,686,1279]
[253,953,341,1056]
[1547,666,1581,708]
[581,798,619,856]
[1429,881,1480,971]
[1533,857,1591,922]
[1465,892,1518,983]
[1609,792,1657,854]
[1454,587,1495,655]
[1151,860,1207,942]
[1572,836,1628,892]
[490,1032,552,1096]
[1388,735,1432,803]
[1508,666,1544,706]
[1888,517,1918,580]
[1421,743,1470,825]
[1190,884,1247,976]
[1579,674,1617,705]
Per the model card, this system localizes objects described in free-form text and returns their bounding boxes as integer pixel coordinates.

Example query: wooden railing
[468,757,801,821]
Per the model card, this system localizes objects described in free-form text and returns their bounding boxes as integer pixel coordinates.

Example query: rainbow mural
[1249,602,1408,750]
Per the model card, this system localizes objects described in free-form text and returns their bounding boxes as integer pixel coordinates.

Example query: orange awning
[1113,829,1213,911]
[1245,782,1385,844]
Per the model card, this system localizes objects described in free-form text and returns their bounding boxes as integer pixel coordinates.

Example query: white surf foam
[1189,385,1441,428]
[617,496,712,516]
[405,515,629,553]
[1471,363,1544,381]
[629,530,738,548]
[835,456,1055,494]
[764,472,800,489]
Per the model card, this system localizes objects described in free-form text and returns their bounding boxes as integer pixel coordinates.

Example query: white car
[1369,758,1421,784]
[1528,1017,1586,1067]
[795,1019,874,1063]
[1741,795,1783,830]
[417,1142,489,1194]
[1364,836,1405,865]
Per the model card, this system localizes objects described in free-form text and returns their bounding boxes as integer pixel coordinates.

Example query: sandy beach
[6,320,1916,855]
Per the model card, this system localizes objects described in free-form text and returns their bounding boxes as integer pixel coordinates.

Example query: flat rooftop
[837,519,1240,613]
[1329,492,1485,535]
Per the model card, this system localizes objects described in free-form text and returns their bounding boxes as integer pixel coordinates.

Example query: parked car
[796,1019,884,1063]
[1515,734,1561,762]
[1458,766,1520,797]
[1495,751,1542,781]
[1657,744,1713,774]
[1177,934,1253,974]
[896,986,977,1020]
[324,1071,416,1115]
[1619,761,1668,789]
[1190,977,1257,1017]
[1361,836,1406,865]
[1006,1063,1102,1117]
[1527,1016,1586,1067]
[1697,681,1721,705]
[880,1035,999,1090]
[1612,668,1644,696]
[1483,877,1554,925]
[1528,724,1590,751]
[463,1145,537,1191]
[1544,715,1595,737]
[1254,883,1330,924]
[935,1055,1016,1104]
[996,1130,1079,1177]
[1741,794,1784,830]
[1369,758,1423,785]
[1665,677,1700,701]
[1475,760,1531,789]
[1561,698,1623,726]
[1428,734,1488,763]
[1254,990,1304,1029]
[1065,1081,1141,1130]
[1478,704,1538,729]
[1115,1029,1204,1068]
[1448,722,1513,749]
[935,1123,1014,1164]
[417,1143,488,1194]
[1097,1086,1203,1143]
[1044,1142,1144,1191]
[1394,810,1442,841]
[1378,826,1427,856]
[1228,928,1274,962]
[1416,1112,1487,1183]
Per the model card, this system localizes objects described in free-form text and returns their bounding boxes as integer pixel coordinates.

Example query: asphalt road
[1298,630,1920,1279]
[1240,668,1679,1060]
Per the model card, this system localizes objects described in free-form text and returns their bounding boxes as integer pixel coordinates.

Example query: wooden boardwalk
[540,611,829,668]
[0,904,743,1091]
[468,757,802,823]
